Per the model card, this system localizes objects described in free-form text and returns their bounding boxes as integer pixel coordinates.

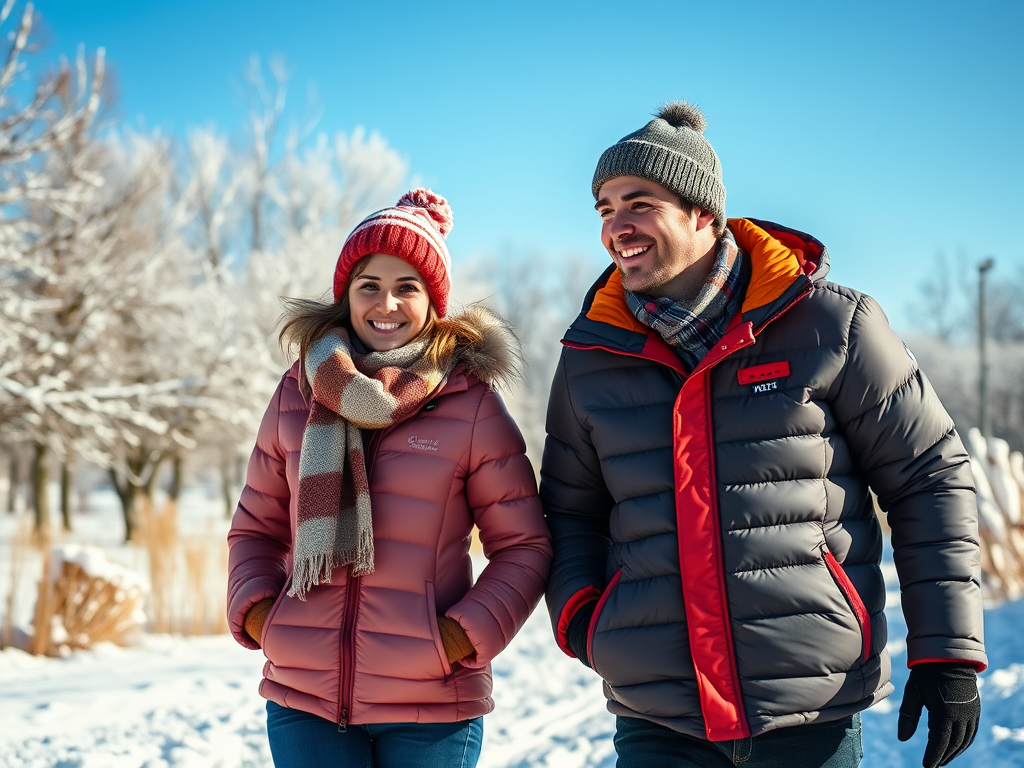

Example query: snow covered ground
[1,494,1023,767]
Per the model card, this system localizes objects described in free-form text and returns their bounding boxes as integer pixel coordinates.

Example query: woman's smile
[348,253,431,351]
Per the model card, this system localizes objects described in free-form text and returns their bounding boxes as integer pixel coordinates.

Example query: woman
[227,189,552,768]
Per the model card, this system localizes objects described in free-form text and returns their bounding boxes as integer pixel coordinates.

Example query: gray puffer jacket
[541,218,986,741]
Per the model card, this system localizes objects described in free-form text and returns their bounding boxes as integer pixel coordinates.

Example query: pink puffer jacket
[227,314,551,726]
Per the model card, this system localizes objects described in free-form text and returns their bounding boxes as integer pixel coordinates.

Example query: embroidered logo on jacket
[738,361,790,395]
[408,435,440,452]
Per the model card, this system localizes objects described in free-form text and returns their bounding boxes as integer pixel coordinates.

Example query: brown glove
[436,615,475,664]
[244,597,276,647]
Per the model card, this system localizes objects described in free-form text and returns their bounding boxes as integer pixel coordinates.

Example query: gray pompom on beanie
[592,101,726,229]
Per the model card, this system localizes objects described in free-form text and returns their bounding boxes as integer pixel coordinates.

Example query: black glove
[897,662,980,767]
[566,601,596,668]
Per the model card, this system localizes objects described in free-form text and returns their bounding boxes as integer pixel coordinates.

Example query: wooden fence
[967,428,1024,601]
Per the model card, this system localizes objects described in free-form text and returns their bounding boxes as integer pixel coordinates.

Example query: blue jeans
[266,701,483,768]
[614,713,863,768]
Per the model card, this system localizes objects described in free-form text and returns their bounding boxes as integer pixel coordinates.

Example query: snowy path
[2,560,1024,767]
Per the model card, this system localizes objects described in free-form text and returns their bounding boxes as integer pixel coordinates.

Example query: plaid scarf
[625,230,749,372]
[289,328,451,600]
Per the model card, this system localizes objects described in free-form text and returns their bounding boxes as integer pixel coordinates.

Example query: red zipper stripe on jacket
[670,289,812,739]
[674,365,748,741]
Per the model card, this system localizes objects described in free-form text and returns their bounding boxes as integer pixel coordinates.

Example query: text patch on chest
[738,361,790,395]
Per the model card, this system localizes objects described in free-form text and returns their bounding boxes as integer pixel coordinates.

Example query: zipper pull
[338,707,348,732]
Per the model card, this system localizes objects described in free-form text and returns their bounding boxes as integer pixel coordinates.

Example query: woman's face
[347,253,432,352]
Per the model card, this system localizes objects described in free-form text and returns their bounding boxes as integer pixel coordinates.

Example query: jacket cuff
[228,577,284,650]
[908,657,988,673]
[556,586,601,657]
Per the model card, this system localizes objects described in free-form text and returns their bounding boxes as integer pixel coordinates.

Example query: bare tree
[906,252,965,342]
[240,55,288,254]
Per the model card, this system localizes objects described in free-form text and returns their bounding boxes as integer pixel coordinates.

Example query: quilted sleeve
[539,350,614,657]
[830,294,986,669]
[226,374,293,650]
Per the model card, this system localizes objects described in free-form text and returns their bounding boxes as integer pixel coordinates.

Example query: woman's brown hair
[278,258,370,367]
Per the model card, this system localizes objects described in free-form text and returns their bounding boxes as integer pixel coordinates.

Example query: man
[541,101,986,768]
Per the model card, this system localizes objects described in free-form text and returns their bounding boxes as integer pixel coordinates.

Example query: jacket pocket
[822,548,870,663]
[425,581,453,679]
[587,569,622,675]
[260,575,292,653]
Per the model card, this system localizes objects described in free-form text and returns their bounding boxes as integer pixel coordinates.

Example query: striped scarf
[625,229,749,372]
[289,328,450,600]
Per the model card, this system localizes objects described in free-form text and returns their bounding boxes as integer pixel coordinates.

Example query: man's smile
[617,245,650,260]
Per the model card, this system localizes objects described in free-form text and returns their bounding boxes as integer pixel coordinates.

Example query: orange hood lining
[585,218,815,331]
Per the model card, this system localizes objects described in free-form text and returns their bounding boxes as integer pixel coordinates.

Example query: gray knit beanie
[592,102,726,229]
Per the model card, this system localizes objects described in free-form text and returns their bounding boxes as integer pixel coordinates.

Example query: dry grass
[136,497,227,636]
[1,516,33,649]
[182,530,229,635]
[135,497,179,633]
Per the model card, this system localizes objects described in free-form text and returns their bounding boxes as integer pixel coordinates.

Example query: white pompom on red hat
[333,188,454,316]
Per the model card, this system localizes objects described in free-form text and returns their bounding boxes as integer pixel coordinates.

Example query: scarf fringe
[288,552,337,601]
[287,535,377,601]
[351,527,376,577]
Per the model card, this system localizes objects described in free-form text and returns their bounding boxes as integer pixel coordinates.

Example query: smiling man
[541,102,986,768]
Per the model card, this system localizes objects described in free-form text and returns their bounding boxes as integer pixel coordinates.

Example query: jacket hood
[447,305,524,391]
[568,218,828,346]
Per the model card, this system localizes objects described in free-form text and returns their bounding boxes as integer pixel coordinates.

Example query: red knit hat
[333,188,454,316]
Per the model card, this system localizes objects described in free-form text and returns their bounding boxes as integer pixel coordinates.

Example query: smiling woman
[347,254,432,352]
[225,188,552,768]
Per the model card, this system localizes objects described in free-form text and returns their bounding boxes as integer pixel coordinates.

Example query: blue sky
[34,0,1024,333]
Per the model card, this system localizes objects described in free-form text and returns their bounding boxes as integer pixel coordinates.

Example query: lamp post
[979,258,995,439]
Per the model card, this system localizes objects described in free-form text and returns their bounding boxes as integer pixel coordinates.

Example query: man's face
[595,175,714,299]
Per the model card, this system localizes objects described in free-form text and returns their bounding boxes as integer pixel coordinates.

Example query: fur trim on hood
[443,305,523,392]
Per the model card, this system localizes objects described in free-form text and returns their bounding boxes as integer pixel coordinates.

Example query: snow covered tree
[457,248,596,466]
[2,32,414,534]
[0,1,114,534]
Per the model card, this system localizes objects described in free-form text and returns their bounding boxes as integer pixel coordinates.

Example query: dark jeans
[266,701,483,768]
[614,713,863,768]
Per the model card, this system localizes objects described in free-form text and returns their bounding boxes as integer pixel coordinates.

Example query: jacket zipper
[337,427,386,731]
[335,392,442,730]
[337,571,360,731]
